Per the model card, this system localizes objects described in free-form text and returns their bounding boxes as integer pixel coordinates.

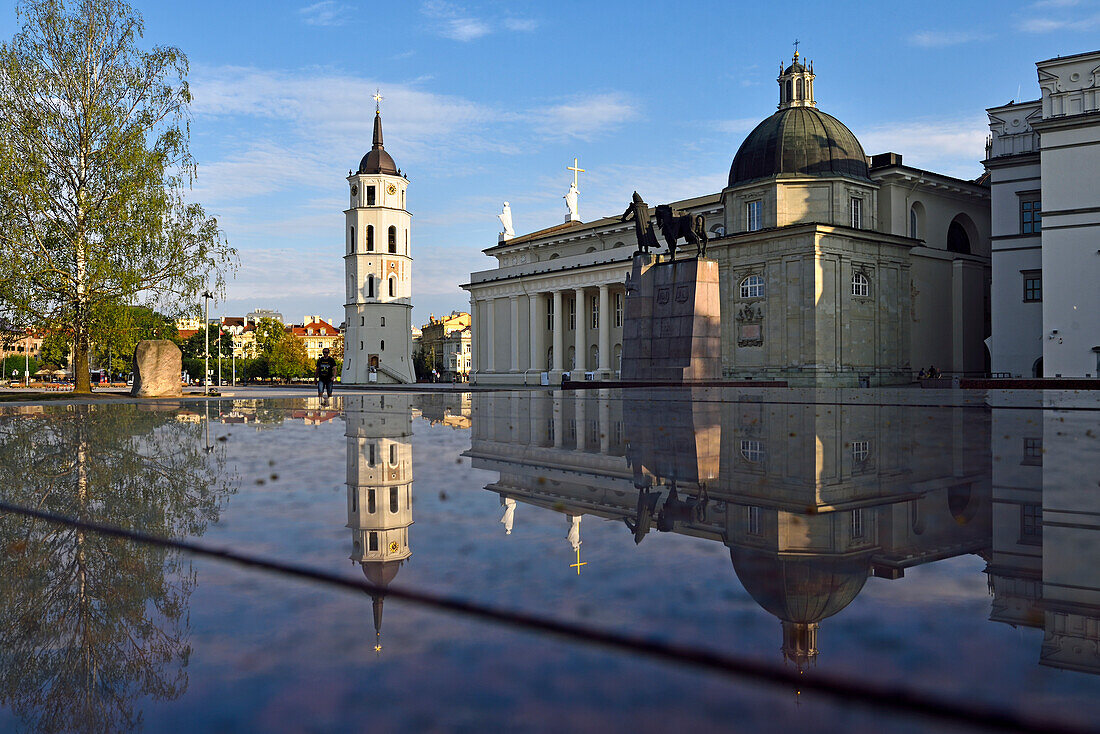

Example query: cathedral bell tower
[343,92,415,384]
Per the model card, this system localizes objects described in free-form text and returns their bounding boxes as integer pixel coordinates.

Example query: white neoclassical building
[342,101,416,384]
[464,53,991,386]
[987,49,1100,378]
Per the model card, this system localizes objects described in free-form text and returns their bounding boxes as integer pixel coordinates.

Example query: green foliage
[0,0,236,394]
[91,304,177,374]
[180,325,231,360]
[246,354,270,382]
[252,317,287,356]
[1,354,37,380]
[412,347,430,381]
[269,334,310,382]
[38,331,69,368]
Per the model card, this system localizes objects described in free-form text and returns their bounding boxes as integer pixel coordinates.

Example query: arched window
[910,208,918,238]
[741,439,764,463]
[368,489,376,513]
[852,272,870,297]
[367,275,375,299]
[785,79,792,101]
[350,226,355,253]
[389,487,398,514]
[947,220,971,254]
[388,226,397,253]
[368,443,376,466]
[380,339,385,351]
[389,444,397,464]
[795,78,803,100]
[366,225,374,251]
[388,277,396,297]
[740,274,765,299]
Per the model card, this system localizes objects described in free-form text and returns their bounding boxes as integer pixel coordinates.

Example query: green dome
[729,547,870,624]
[729,106,870,187]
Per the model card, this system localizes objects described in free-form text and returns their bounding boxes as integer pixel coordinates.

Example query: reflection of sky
[1,393,1098,731]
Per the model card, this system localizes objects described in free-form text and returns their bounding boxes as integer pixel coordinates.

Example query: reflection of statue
[654,204,708,259]
[564,183,579,222]
[0,404,233,733]
[620,191,659,254]
[501,496,516,534]
[566,514,582,552]
[498,201,514,240]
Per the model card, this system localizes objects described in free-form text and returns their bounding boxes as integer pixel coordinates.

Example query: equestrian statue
[654,204,708,260]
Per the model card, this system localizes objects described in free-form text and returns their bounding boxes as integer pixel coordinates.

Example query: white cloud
[421,1,491,41]
[298,1,351,27]
[854,117,989,180]
[908,30,987,47]
[526,93,639,141]
[712,117,759,135]
[1018,6,1100,32]
[229,247,343,301]
[504,17,539,32]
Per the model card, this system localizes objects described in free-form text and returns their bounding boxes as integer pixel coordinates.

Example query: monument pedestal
[620,253,720,382]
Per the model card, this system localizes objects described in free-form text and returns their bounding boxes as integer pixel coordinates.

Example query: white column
[598,284,611,374]
[599,388,611,454]
[553,394,563,448]
[529,293,543,373]
[485,298,495,373]
[509,295,520,372]
[574,287,586,373]
[470,296,479,378]
[574,394,586,451]
[552,290,564,373]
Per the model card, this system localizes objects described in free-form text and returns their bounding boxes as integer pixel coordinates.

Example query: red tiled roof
[178,329,199,339]
[292,320,340,337]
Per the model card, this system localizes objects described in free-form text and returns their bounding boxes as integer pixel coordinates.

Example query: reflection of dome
[729,107,870,187]
[730,547,870,623]
[361,559,403,587]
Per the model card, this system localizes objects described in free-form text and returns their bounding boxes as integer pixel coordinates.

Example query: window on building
[851,508,865,539]
[852,272,870,297]
[850,197,862,229]
[1023,271,1041,302]
[547,296,554,331]
[380,340,385,351]
[614,293,624,327]
[1020,503,1042,544]
[747,506,762,536]
[389,444,397,464]
[852,440,870,462]
[368,532,378,551]
[591,295,599,329]
[349,226,355,253]
[740,439,764,463]
[368,489,376,513]
[380,316,385,327]
[388,226,397,253]
[909,208,918,238]
[568,298,576,330]
[1022,437,1043,466]
[390,487,399,513]
[389,277,396,297]
[367,225,374,251]
[369,443,376,466]
[1020,197,1041,234]
[740,274,765,299]
[795,77,803,100]
[360,316,364,326]
[367,275,375,298]
[366,186,376,206]
[746,200,762,232]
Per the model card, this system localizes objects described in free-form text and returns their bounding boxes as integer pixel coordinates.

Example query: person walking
[316,347,337,400]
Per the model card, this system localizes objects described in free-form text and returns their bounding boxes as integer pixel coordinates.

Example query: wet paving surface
[0,387,1098,732]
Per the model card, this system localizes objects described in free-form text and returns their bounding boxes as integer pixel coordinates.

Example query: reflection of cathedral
[345,394,414,652]
[465,390,995,667]
[987,399,1100,674]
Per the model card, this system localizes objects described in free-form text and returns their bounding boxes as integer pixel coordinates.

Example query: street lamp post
[202,291,213,394]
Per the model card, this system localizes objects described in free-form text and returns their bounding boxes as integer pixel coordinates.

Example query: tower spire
[776,48,816,110]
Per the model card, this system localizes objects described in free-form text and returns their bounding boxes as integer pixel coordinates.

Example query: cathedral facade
[463,54,991,386]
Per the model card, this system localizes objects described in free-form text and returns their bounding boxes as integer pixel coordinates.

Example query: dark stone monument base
[620,253,721,382]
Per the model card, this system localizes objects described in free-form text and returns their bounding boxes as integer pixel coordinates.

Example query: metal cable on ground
[0,499,1093,734]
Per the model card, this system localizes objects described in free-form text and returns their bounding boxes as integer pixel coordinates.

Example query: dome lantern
[777,50,815,110]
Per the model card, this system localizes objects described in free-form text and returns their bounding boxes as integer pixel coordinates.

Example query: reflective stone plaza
[0,388,1097,732]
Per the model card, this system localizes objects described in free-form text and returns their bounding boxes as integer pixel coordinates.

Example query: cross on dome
[373,89,384,113]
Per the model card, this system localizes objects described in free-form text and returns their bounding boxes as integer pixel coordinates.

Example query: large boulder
[130,340,183,397]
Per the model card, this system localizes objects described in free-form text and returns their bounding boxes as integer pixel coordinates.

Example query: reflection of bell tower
[345,393,413,652]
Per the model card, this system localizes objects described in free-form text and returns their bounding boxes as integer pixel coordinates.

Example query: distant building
[292,319,342,361]
[246,309,283,325]
[175,317,203,332]
[419,311,472,380]
[986,49,1100,378]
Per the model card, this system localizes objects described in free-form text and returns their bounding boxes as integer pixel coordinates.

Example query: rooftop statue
[498,201,515,240]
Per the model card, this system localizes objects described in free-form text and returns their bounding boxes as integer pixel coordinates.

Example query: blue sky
[3,0,1098,326]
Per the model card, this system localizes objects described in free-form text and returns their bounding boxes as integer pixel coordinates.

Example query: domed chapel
[463,53,991,386]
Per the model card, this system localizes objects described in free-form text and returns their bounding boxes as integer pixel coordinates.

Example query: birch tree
[0,0,235,393]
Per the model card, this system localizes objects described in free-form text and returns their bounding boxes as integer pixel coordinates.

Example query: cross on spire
[570,545,587,575]
[793,38,800,58]
[567,157,585,189]
[373,89,384,113]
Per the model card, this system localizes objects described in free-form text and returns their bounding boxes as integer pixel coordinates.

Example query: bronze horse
[654,204,708,259]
